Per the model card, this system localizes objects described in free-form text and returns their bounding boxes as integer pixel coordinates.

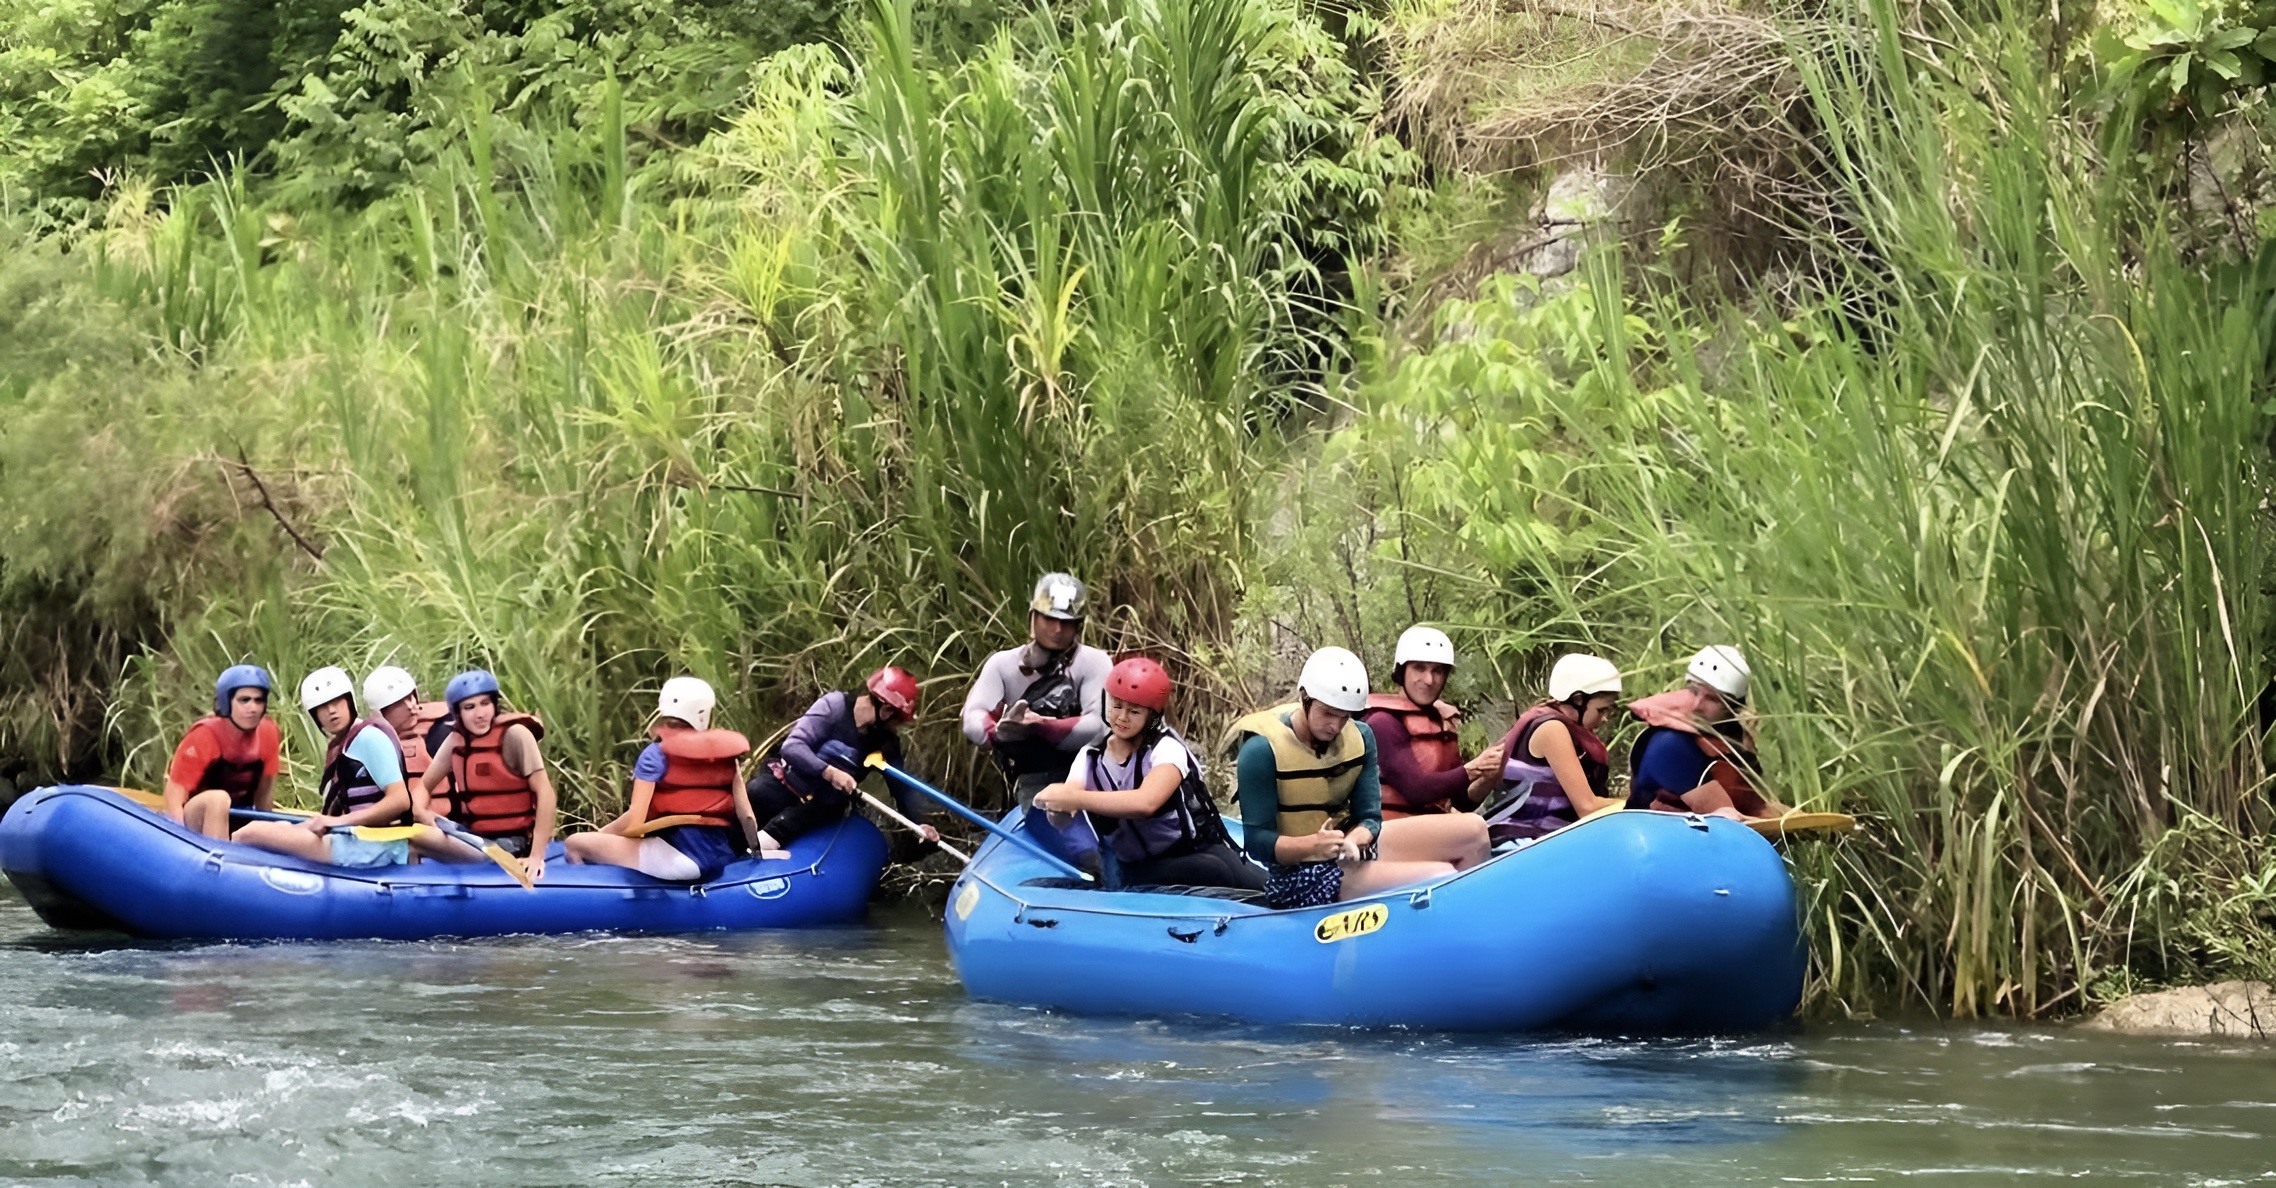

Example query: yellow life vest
[1227,704,1369,838]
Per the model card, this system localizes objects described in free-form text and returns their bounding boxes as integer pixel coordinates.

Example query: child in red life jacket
[565,677,760,883]
[163,664,282,840]
[1626,646,1789,820]
[417,669,559,880]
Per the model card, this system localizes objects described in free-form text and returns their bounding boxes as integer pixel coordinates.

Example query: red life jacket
[445,714,546,838]
[1627,690,1764,813]
[184,716,272,805]
[648,724,750,828]
[1364,693,1464,818]
[396,701,448,782]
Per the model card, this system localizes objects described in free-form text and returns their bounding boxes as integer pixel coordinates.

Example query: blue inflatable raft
[0,785,888,940]
[943,807,1804,1032]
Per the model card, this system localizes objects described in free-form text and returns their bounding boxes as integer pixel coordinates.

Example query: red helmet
[1106,656,1172,712]
[866,666,919,719]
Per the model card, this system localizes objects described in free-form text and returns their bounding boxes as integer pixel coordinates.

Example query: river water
[2,890,2270,1186]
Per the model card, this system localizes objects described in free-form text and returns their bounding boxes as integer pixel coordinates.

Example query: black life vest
[321,717,409,823]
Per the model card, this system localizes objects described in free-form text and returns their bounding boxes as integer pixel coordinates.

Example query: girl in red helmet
[1032,658,1263,891]
[743,666,939,859]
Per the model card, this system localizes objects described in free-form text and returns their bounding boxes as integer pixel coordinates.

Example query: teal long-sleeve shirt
[1234,713,1382,865]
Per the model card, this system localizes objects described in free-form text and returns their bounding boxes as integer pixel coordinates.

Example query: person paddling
[1230,647,1489,909]
[1032,657,1263,891]
[364,666,445,787]
[1627,646,1789,820]
[162,665,282,841]
[233,668,462,868]
[1485,653,1623,841]
[960,573,1113,807]
[417,670,559,880]
[744,666,938,860]
[566,677,760,882]
[1363,626,1505,819]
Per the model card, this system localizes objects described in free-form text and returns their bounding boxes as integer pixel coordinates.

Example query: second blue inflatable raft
[0,784,888,940]
[944,807,1804,1032]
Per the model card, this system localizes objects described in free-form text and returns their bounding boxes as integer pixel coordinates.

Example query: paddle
[111,786,534,885]
[1744,811,1857,839]
[837,745,1093,882]
[426,817,537,889]
[856,789,973,865]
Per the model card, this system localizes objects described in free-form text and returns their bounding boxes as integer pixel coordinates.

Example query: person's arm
[1531,719,1613,816]
[607,780,658,835]
[250,776,277,813]
[1630,732,1708,809]
[414,735,454,824]
[1341,726,1383,849]
[1036,747,1182,818]
[160,730,207,820]
[781,696,839,786]
[960,658,1007,747]
[1365,711,1474,810]
[315,728,410,829]
[729,764,763,850]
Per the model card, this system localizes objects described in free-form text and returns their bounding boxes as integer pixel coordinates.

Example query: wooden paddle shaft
[858,790,971,864]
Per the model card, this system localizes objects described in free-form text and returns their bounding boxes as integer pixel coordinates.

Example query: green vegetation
[4,0,2274,1015]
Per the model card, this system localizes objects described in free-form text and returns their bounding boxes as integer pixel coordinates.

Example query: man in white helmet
[960,572,1114,807]
[363,665,446,786]
[1627,646,1786,820]
[1228,646,1489,909]
[1362,626,1506,819]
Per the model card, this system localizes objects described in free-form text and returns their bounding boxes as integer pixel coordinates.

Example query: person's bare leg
[412,831,484,863]
[565,832,645,869]
[1338,859,1458,899]
[183,790,235,840]
[1377,813,1490,869]
[230,821,331,862]
[1677,786,1745,820]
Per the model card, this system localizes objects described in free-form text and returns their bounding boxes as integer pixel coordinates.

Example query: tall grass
[0,0,1399,816]
[1295,0,2276,1014]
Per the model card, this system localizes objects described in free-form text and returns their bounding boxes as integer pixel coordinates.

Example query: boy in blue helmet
[417,669,556,879]
[162,664,282,840]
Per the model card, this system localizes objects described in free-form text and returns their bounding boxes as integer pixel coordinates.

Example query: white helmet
[1686,646,1750,702]
[1392,626,1456,675]
[1297,646,1371,714]
[363,665,418,713]
[299,666,356,714]
[1548,653,1622,702]
[658,676,717,732]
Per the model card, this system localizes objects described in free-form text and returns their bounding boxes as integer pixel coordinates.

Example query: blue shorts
[653,824,738,883]
[329,834,411,869]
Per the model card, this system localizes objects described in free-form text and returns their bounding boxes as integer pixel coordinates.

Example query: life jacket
[1627,690,1765,812]
[1364,693,1464,818]
[1080,729,1234,867]
[444,713,546,838]
[1491,704,1611,840]
[649,724,750,828]
[321,717,410,822]
[395,701,449,782]
[183,716,272,806]
[1226,705,1368,840]
[994,646,1089,780]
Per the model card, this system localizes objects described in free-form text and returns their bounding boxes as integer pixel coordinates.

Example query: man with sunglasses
[745,666,936,858]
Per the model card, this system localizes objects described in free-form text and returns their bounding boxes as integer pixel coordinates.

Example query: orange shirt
[167,717,282,792]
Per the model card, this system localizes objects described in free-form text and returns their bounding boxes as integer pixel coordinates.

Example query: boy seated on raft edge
[1030,657,1263,893]
[232,667,480,870]
[1625,646,1792,823]
[1228,647,1490,910]
[416,669,558,880]
[164,664,284,841]
[563,677,762,883]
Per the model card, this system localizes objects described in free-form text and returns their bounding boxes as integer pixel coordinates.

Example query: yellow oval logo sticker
[1313,903,1389,943]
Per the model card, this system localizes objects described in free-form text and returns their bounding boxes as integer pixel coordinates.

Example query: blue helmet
[213,665,273,717]
[444,669,502,710]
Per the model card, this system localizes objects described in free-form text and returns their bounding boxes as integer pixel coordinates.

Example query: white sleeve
[1065,748,1093,788]
[1148,736,1194,777]
[960,651,1009,746]
[1061,647,1113,750]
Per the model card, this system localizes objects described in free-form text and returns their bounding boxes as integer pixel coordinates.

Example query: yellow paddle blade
[1746,811,1858,839]
[862,752,887,769]
[349,825,425,842]
[110,787,164,809]
[1576,803,1625,825]
[621,813,711,839]
[486,841,536,890]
